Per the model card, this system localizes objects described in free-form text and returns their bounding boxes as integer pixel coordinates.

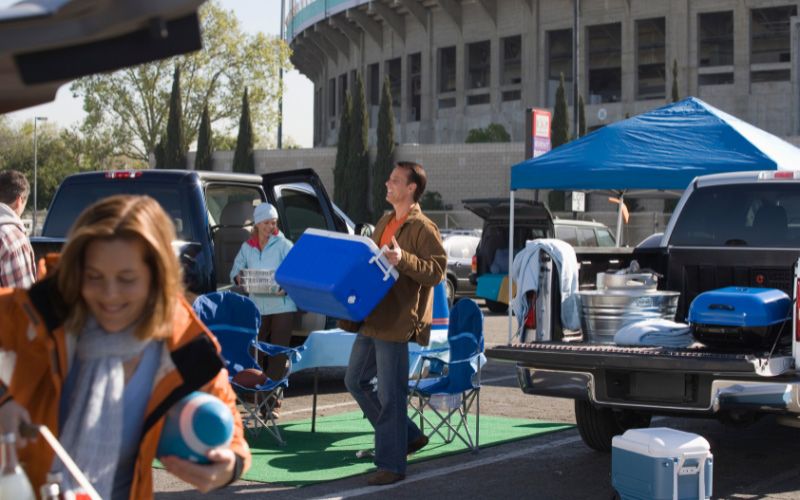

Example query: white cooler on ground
[612,427,713,500]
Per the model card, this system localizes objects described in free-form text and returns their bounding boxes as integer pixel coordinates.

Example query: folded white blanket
[614,318,693,348]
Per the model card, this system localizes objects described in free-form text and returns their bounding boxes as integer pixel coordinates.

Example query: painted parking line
[311,434,582,500]
[281,400,359,416]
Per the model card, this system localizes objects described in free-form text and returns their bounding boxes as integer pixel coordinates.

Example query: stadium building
[286,0,800,147]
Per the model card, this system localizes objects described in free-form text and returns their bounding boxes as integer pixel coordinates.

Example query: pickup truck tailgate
[489,342,757,373]
[488,342,796,413]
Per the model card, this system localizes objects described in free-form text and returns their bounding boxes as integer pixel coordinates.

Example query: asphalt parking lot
[154,305,800,499]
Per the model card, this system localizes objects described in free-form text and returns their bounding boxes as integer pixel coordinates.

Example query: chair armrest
[254,341,305,362]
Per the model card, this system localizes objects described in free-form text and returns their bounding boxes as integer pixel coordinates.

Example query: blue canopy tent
[504,97,800,342]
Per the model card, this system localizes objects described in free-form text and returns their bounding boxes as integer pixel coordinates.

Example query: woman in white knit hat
[230,202,297,408]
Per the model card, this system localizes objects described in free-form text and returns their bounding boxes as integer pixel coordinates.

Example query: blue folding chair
[193,291,304,446]
[408,298,485,452]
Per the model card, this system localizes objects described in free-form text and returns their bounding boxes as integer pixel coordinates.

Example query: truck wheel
[486,300,508,314]
[574,400,651,452]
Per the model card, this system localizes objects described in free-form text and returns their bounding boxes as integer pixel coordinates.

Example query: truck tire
[574,400,652,452]
[486,299,508,314]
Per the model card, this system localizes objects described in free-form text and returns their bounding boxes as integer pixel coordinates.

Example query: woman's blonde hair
[56,195,182,340]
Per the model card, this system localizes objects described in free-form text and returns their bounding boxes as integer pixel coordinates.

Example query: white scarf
[52,317,151,499]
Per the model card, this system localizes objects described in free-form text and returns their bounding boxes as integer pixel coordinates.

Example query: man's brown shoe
[367,470,405,486]
[407,434,429,455]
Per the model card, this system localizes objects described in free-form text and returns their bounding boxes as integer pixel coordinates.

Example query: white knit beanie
[253,203,278,224]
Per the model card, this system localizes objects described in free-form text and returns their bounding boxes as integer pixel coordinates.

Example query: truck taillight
[525,291,537,329]
[471,255,477,274]
[105,170,142,179]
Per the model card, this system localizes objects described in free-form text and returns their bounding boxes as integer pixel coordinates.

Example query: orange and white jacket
[0,278,251,499]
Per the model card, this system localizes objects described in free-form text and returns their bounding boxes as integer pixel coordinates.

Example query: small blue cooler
[689,287,791,349]
[275,228,398,321]
[612,427,712,500]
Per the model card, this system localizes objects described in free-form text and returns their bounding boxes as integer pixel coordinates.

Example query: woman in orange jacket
[0,195,250,499]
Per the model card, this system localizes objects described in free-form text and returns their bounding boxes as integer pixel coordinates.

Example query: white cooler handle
[370,246,396,282]
[673,451,710,500]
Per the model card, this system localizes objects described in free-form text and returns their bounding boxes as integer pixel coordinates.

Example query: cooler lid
[688,286,791,327]
[612,427,710,458]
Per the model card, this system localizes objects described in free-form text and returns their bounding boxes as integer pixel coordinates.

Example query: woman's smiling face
[81,238,152,333]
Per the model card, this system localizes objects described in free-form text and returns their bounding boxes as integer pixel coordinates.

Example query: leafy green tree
[333,93,352,210]
[551,73,570,149]
[372,76,395,219]
[213,135,238,152]
[671,59,679,103]
[0,121,121,209]
[232,88,255,174]
[195,104,213,171]
[578,95,587,137]
[153,137,166,169]
[70,1,290,162]
[465,123,511,143]
[348,72,370,222]
[165,66,186,169]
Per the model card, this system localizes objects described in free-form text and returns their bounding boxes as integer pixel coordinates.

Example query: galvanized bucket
[578,290,680,344]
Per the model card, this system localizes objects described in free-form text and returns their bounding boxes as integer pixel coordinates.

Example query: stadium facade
[287,0,800,147]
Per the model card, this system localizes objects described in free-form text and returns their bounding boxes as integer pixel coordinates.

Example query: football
[231,368,267,388]
[157,392,234,463]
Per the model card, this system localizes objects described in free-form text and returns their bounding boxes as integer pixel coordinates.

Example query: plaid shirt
[0,203,35,288]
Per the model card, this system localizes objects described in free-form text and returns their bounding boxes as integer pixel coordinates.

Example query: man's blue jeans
[344,334,422,475]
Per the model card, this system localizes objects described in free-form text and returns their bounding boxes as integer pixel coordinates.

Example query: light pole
[32,116,47,235]
[278,0,285,149]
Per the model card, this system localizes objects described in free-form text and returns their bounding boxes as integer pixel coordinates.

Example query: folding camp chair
[408,298,485,452]
[193,291,304,446]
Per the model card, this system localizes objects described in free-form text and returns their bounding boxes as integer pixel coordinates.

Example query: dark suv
[465,198,615,312]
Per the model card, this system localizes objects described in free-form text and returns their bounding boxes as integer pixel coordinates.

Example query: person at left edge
[0,195,250,500]
[0,169,36,288]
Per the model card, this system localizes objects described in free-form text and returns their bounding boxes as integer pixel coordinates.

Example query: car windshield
[669,183,800,248]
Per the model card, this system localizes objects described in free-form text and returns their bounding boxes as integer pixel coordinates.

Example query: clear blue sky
[4,0,314,147]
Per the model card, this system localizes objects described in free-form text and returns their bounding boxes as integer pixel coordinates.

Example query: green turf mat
[240,411,573,486]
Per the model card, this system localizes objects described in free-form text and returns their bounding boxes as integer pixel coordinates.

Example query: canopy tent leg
[615,192,624,247]
[508,190,515,345]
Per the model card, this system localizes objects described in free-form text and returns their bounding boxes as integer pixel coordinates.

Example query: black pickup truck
[487,171,800,451]
[32,168,367,338]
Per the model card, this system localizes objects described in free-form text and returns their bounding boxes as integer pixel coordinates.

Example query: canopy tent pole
[615,192,624,247]
[508,190,515,345]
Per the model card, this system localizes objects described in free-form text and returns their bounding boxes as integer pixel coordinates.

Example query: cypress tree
[549,73,571,211]
[348,72,370,222]
[372,76,396,219]
[232,88,255,174]
[153,136,166,169]
[333,93,352,210]
[671,59,679,103]
[195,104,213,171]
[551,73,570,148]
[578,94,587,137]
[165,66,186,169]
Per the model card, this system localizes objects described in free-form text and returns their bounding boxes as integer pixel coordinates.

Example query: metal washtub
[579,272,679,344]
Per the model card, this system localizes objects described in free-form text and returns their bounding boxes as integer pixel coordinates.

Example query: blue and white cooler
[275,228,398,321]
[612,427,713,500]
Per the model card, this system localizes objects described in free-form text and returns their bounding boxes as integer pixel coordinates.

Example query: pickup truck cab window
[205,185,263,227]
[43,178,196,241]
[669,183,800,248]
